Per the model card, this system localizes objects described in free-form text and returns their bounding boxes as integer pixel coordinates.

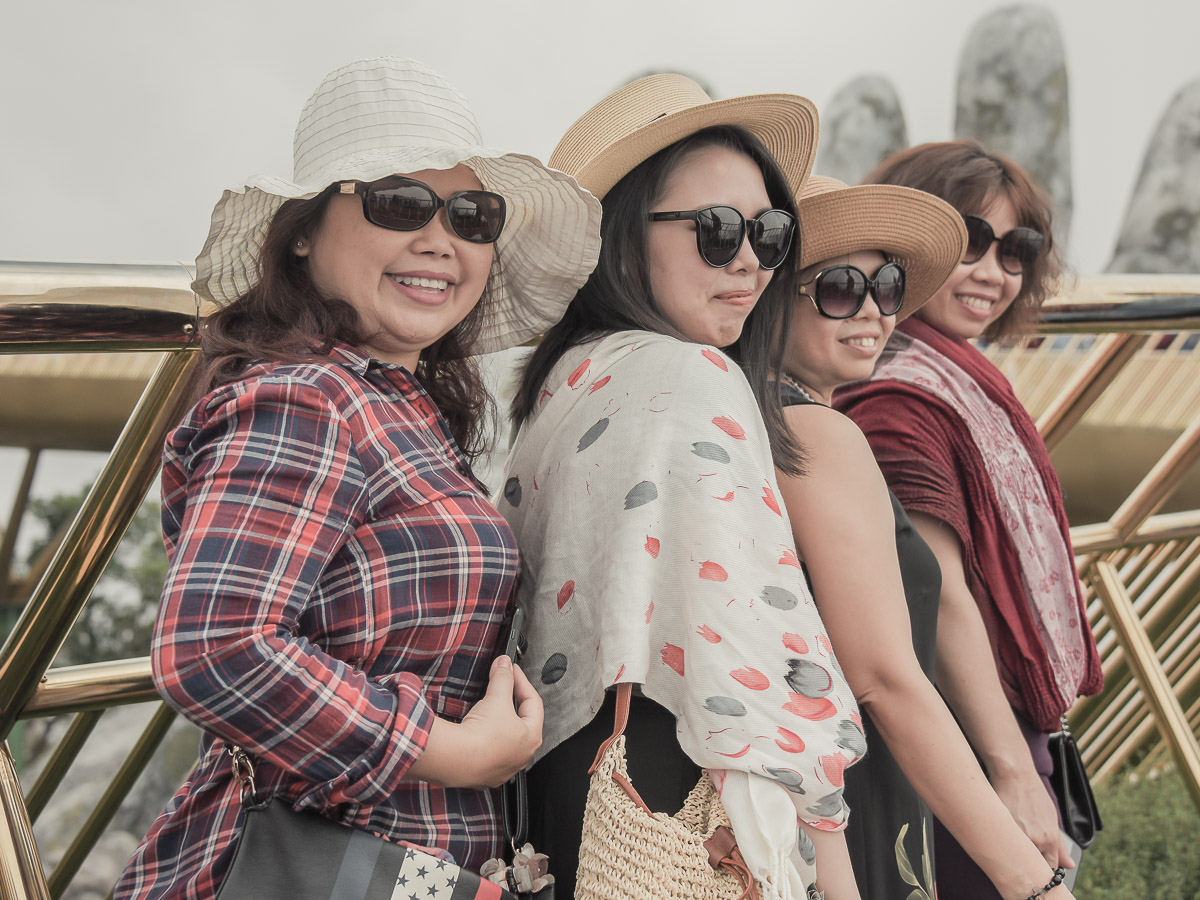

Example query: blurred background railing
[2,263,1200,898]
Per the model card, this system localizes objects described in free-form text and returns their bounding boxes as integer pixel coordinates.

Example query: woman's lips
[956,293,996,318]
[839,334,882,356]
[715,290,756,308]
[388,271,454,305]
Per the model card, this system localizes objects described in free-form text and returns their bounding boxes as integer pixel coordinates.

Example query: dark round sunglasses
[800,262,906,319]
[648,205,797,270]
[341,176,507,244]
[963,214,1044,275]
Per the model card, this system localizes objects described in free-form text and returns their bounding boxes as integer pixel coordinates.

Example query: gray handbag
[215,745,520,900]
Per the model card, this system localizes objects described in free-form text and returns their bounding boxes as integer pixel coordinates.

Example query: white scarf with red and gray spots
[500,331,865,899]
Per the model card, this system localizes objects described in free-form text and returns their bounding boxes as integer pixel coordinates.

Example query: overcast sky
[2,0,1198,519]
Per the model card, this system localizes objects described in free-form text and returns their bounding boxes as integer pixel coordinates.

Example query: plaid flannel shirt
[115,343,518,900]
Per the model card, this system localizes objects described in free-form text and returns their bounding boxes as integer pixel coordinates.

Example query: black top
[783,387,941,899]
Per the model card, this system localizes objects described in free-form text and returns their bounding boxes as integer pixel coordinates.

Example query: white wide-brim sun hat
[193,57,602,355]
[797,176,968,322]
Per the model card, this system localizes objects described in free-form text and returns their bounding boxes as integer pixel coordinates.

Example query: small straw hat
[548,73,820,199]
[193,57,602,355]
[796,176,967,321]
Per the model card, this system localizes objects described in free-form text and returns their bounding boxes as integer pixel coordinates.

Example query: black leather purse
[1048,716,1103,849]
[216,745,518,900]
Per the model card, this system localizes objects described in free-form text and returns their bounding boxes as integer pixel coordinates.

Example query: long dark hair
[864,140,1063,342]
[512,125,805,474]
[197,185,494,460]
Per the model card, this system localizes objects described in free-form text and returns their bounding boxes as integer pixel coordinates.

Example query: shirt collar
[328,341,411,377]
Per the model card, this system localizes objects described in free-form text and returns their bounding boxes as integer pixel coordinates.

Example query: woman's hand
[405,655,544,789]
[457,655,545,785]
[991,768,1075,869]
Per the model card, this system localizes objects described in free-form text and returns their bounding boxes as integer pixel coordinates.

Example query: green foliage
[1075,765,1200,899]
[22,487,166,665]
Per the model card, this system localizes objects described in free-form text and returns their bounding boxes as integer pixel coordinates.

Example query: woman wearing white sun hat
[774,176,1076,900]
[114,57,599,900]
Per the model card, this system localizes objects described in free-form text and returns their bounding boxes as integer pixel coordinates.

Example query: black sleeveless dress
[784,389,942,899]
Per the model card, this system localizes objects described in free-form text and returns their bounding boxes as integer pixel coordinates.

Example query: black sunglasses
[647,205,797,270]
[963,215,1043,275]
[799,262,906,319]
[340,176,507,244]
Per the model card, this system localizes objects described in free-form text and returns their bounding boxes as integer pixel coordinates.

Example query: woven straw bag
[575,683,760,900]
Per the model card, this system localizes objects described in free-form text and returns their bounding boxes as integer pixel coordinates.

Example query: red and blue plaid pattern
[115,344,519,900]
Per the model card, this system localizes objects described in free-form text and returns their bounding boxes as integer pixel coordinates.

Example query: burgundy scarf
[836,317,1102,732]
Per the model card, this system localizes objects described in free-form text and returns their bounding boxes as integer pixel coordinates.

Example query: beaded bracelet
[1024,867,1066,900]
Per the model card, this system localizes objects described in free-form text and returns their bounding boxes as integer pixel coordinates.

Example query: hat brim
[797,185,967,322]
[563,94,819,200]
[193,147,601,355]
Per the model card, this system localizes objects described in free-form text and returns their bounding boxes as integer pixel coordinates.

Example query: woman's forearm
[909,512,1068,871]
[861,668,1065,898]
[801,825,860,900]
[927,558,1038,781]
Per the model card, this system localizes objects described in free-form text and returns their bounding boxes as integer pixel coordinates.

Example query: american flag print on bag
[392,850,510,900]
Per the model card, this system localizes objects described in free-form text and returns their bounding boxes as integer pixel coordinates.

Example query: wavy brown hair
[863,140,1063,342]
[196,185,494,460]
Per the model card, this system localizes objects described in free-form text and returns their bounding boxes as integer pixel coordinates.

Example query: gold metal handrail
[0,351,198,740]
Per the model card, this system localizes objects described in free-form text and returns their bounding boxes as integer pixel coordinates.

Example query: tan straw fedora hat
[548,73,819,199]
[797,176,967,321]
[193,57,601,355]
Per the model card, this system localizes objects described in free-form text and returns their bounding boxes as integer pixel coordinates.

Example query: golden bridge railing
[1,262,200,899]
[1,265,1199,898]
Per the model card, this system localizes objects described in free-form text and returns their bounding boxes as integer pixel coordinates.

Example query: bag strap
[498,610,531,853]
[501,769,529,850]
[588,682,633,774]
[587,683,652,814]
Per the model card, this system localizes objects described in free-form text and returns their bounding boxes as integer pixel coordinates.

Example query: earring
[295,239,305,248]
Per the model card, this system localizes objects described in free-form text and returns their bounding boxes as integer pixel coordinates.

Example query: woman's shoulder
[538,332,748,406]
[598,331,745,382]
[785,403,879,471]
[835,375,953,430]
[177,360,361,441]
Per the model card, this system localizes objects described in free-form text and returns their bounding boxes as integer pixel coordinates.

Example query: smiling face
[783,250,895,402]
[917,193,1022,340]
[647,145,776,348]
[297,165,494,369]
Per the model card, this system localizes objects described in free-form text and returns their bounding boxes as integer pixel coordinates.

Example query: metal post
[0,350,197,740]
[0,741,50,900]
[1036,333,1147,452]
[1109,417,1200,543]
